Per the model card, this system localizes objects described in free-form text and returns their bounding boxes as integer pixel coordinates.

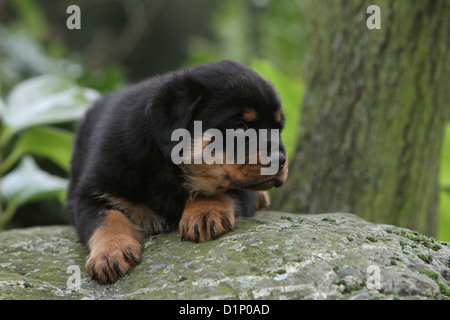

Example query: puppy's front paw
[86,210,142,283]
[86,235,141,283]
[179,195,235,242]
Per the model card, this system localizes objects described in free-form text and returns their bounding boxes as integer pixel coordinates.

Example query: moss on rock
[0,211,449,300]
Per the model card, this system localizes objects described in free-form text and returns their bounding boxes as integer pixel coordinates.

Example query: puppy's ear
[147,75,203,159]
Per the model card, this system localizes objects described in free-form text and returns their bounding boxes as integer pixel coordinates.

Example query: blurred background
[0,0,448,241]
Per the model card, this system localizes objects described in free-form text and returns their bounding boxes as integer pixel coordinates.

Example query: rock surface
[0,211,449,300]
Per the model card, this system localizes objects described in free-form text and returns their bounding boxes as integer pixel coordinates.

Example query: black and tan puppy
[67,60,288,283]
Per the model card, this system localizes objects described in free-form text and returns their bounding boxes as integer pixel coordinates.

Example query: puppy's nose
[279,153,286,170]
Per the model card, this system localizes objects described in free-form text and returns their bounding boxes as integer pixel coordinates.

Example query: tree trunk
[272,0,449,236]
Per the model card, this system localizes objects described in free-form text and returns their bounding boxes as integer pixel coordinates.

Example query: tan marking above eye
[274,110,282,124]
[243,109,257,122]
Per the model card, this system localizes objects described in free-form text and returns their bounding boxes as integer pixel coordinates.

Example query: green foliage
[188,0,305,77]
[440,124,450,188]
[0,25,125,95]
[2,75,98,137]
[1,126,73,175]
[0,1,124,229]
[438,124,450,241]
[0,156,68,227]
[9,0,49,41]
[0,75,99,228]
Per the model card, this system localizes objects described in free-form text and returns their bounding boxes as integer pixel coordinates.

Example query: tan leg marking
[86,210,142,283]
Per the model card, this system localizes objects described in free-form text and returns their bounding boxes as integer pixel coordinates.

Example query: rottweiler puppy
[67,60,288,283]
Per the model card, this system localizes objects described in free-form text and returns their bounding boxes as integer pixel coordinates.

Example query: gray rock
[0,211,449,300]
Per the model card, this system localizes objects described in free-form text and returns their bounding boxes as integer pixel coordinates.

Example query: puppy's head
[149,60,288,195]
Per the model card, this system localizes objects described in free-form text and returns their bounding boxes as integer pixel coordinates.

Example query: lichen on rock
[0,211,449,300]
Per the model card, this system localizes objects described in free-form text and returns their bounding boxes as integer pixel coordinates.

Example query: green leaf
[0,156,68,215]
[3,74,99,133]
[439,123,450,242]
[1,126,74,174]
[11,0,49,41]
[441,124,450,188]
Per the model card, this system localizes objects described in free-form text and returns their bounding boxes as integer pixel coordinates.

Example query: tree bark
[272,0,450,236]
